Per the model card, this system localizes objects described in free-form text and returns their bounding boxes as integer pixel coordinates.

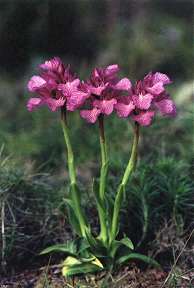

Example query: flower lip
[27,97,43,111]
[132,111,155,126]
[28,76,47,92]
[80,108,101,123]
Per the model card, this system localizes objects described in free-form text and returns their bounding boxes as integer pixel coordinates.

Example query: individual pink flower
[154,97,176,116]
[125,72,176,126]
[80,65,132,123]
[132,111,155,126]
[39,57,64,74]
[27,97,43,111]
[114,95,135,118]
[143,72,171,96]
[58,79,89,111]
[80,108,101,124]
[27,57,89,112]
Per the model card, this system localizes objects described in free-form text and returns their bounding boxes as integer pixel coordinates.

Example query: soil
[0,265,193,288]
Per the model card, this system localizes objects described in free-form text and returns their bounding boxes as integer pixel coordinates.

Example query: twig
[66,283,75,288]
[160,228,194,288]
[114,270,131,284]
[42,256,52,288]
[1,195,6,272]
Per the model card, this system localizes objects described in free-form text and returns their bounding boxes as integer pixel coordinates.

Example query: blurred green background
[0,0,193,274]
[0,0,193,166]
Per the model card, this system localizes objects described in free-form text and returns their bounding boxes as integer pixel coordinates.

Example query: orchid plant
[27,57,176,277]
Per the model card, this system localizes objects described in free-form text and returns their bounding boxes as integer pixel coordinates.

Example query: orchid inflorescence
[27,57,176,124]
[27,57,176,277]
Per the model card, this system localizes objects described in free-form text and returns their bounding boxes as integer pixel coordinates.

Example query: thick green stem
[97,115,109,243]
[110,122,140,244]
[61,108,87,237]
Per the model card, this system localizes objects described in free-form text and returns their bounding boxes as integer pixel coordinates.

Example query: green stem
[97,115,109,243]
[61,108,87,237]
[99,115,109,201]
[110,122,140,244]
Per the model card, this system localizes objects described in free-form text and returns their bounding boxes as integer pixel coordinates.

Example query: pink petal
[146,82,164,96]
[155,99,177,116]
[132,111,155,126]
[28,76,46,92]
[70,78,80,88]
[40,57,63,72]
[66,91,89,111]
[153,72,171,85]
[105,64,119,77]
[58,81,80,98]
[80,108,101,123]
[115,101,135,118]
[117,95,133,105]
[92,68,100,79]
[93,99,117,115]
[132,93,153,110]
[114,78,132,91]
[27,97,42,111]
[45,97,65,111]
[89,85,106,96]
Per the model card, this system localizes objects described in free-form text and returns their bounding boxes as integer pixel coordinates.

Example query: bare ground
[1,265,193,288]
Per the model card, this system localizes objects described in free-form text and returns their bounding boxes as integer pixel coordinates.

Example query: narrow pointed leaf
[85,229,108,257]
[62,262,102,277]
[62,256,103,277]
[116,252,160,267]
[40,242,76,256]
[76,238,90,254]
[63,256,82,266]
[92,179,108,243]
[120,237,134,250]
[110,237,134,258]
[92,257,104,268]
[63,198,82,236]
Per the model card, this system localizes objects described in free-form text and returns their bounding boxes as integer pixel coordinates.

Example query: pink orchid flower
[116,72,176,126]
[27,57,88,112]
[114,95,135,118]
[80,65,132,123]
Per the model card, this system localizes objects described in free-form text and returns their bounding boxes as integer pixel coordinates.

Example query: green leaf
[62,262,102,277]
[91,256,104,268]
[84,229,108,258]
[105,193,114,221]
[92,179,109,244]
[92,179,105,213]
[63,198,74,210]
[120,237,134,250]
[110,184,125,241]
[110,237,134,258]
[116,252,160,267]
[62,256,103,277]
[75,237,90,254]
[84,227,98,248]
[110,241,119,257]
[63,256,82,266]
[69,184,89,237]
[40,242,76,256]
[63,198,82,236]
